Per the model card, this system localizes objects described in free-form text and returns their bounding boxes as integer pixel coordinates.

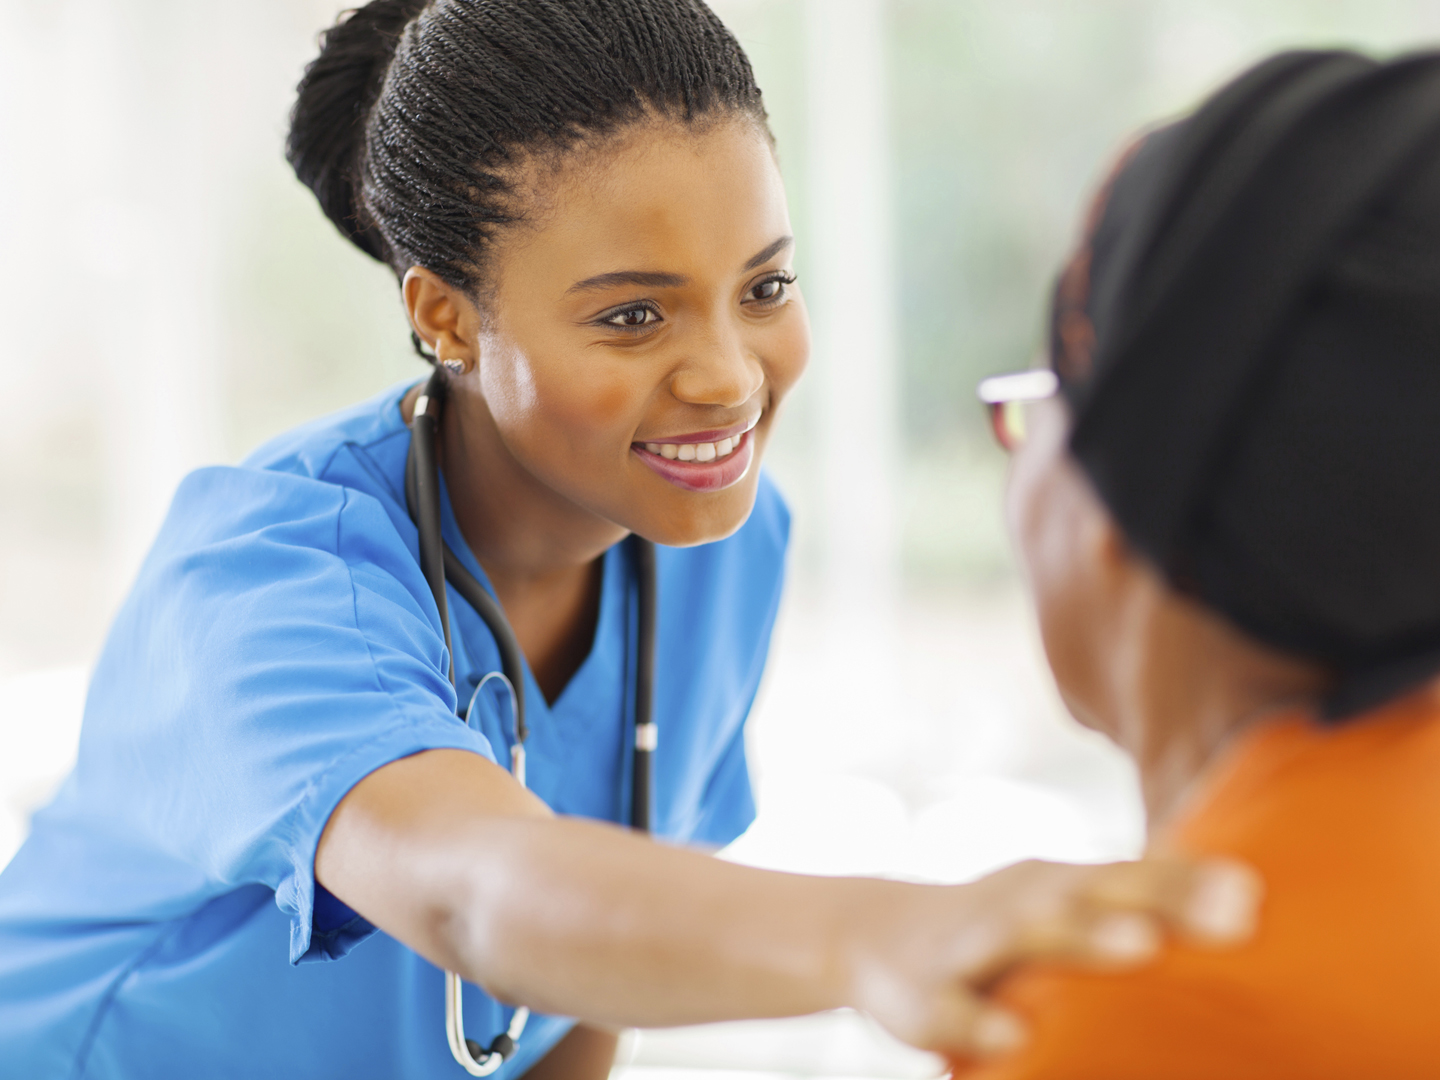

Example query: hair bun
[286,0,430,262]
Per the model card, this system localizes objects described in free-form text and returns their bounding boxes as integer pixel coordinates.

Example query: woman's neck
[1113,588,1328,829]
[1131,683,1280,830]
[403,382,628,702]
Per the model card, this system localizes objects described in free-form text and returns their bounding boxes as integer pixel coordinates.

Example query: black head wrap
[1050,50,1440,719]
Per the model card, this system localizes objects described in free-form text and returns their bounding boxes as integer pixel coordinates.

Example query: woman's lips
[632,426,757,493]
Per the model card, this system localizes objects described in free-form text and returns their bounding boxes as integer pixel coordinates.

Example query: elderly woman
[968,49,1440,1077]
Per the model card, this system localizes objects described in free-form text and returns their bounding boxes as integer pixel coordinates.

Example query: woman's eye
[747,273,796,305]
[604,305,659,329]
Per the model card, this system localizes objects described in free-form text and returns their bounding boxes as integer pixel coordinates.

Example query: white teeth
[646,432,744,463]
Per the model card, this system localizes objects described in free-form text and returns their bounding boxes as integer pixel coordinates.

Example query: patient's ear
[1054,453,1132,588]
[1094,508,1135,575]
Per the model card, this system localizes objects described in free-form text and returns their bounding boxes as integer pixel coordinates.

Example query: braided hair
[287,0,768,322]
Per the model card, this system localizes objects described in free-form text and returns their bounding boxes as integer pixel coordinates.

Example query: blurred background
[2,1,1438,1076]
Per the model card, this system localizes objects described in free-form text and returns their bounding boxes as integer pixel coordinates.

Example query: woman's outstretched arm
[316,748,1256,1060]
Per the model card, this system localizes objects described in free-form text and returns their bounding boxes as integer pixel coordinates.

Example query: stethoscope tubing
[404,370,657,1073]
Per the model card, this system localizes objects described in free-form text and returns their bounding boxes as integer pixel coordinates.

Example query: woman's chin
[631,480,761,548]
[1057,684,1123,746]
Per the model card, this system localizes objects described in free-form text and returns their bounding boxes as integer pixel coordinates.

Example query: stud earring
[440,357,465,375]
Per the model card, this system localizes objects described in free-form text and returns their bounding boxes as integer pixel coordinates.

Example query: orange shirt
[960,688,1440,1080]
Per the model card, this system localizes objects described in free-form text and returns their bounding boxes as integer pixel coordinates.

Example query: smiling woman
[0,2,1254,1078]
[403,118,805,567]
[396,115,806,700]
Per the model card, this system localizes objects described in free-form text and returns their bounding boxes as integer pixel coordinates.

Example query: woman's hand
[844,857,1261,1061]
[319,749,1259,1060]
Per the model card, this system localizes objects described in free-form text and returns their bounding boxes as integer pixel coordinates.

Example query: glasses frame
[976,369,1059,451]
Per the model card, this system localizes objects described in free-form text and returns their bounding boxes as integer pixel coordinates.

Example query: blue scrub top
[0,382,789,1079]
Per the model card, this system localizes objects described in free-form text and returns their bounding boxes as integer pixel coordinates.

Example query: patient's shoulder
[1175,691,1440,876]
[961,691,1440,1080]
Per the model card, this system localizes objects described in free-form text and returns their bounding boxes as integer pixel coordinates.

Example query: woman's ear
[1093,506,1135,578]
[403,267,481,373]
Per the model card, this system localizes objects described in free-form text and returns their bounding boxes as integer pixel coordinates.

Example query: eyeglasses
[976,369,1058,451]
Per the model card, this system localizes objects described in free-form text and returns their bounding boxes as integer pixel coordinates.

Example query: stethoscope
[404,370,658,1075]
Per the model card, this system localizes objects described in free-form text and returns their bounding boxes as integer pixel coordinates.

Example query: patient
[966,50,1440,1077]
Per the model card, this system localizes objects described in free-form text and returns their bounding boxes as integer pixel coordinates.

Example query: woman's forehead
[500,119,791,291]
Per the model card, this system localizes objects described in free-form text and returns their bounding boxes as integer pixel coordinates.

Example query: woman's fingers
[968,1005,1029,1059]
[960,856,1261,990]
[1003,906,1162,979]
[876,982,1029,1063]
[852,855,1261,1061]
[1075,856,1262,945]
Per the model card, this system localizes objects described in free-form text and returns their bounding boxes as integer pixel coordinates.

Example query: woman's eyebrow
[566,236,795,295]
[742,235,793,271]
[567,270,688,294]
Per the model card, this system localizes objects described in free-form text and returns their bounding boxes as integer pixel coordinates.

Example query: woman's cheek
[1009,450,1072,680]
[500,353,650,478]
[1011,456,1115,737]
[479,339,543,430]
[768,299,812,398]
[574,374,639,434]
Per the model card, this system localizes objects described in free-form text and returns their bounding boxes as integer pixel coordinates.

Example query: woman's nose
[669,328,766,408]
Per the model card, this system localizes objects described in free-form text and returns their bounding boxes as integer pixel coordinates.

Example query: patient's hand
[845,856,1260,1062]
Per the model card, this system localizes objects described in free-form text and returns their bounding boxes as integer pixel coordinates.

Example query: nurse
[0,1,1255,1077]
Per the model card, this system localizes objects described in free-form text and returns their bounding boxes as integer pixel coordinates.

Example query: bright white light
[0,667,88,869]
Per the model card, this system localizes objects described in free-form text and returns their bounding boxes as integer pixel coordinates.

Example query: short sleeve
[76,467,497,965]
